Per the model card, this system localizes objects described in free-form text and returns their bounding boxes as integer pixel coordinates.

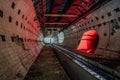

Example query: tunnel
[0,0,120,80]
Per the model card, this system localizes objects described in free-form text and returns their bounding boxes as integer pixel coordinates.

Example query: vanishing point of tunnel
[0,0,120,80]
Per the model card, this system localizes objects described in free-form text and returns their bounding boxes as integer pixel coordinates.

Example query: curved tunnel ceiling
[32,0,93,28]
[32,0,110,32]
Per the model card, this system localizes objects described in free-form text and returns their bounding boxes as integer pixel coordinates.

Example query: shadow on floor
[24,45,69,80]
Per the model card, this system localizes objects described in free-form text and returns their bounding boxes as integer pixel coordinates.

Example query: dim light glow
[58,32,64,43]
[77,30,99,54]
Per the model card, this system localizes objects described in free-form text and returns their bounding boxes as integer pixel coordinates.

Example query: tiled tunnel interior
[0,0,120,80]
[0,0,42,79]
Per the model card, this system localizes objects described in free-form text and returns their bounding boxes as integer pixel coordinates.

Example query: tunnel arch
[77,30,99,54]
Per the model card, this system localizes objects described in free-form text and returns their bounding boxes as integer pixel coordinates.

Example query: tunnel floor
[24,45,69,80]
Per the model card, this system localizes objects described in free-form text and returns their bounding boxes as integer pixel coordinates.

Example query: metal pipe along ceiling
[61,0,111,31]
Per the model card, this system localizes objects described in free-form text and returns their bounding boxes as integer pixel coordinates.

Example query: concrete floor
[24,45,69,80]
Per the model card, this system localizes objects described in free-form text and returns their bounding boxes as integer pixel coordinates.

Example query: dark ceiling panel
[54,0,74,22]
[45,0,54,22]
[32,0,96,28]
